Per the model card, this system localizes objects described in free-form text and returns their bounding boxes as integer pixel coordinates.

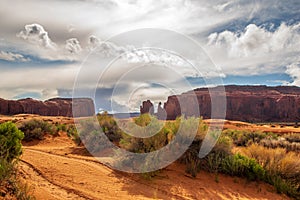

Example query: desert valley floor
[1,115,296,200]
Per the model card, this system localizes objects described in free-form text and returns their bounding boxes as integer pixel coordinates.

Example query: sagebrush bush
[66,124,80,145]
[76,118,113,154]
[19,119,57,141]
[0,122,34,199]
[56,123,67,132]
[260,138,300,152]
[222,129,277,147]
[179,125,231,177]
[284,133,300,143]
[119,115,171,153]
[0,122,24,162]
[97,112,122,142]
[221,153,266,181]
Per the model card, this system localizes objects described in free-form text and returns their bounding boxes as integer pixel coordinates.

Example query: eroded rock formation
[0,98,95,117]
[140,100,154,115]
[144,85,300,122]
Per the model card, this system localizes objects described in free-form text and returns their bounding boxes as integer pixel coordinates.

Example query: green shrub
[180,131,232,177]
[119,116,169,153]
[56,123,67,132]
[221,153,266,181]
[19,119,56,142]
[267,175,299,198]
[0,158,15,184]
[66,124,81,145]
[134,113,152,126]
[76,119,113,154]
[0,122,24,162]
[0,122,34,199]
[97,112,122,142]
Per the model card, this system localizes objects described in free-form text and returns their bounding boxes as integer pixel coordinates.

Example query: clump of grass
[241,144,300,197]
[242,144,300,179]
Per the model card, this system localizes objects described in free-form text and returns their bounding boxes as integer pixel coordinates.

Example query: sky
[0,0,300,112]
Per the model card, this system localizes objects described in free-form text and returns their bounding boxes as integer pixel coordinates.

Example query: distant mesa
[140,85,300,123]
[0,97,95,117]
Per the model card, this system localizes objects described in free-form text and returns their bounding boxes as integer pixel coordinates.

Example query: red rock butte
[0,98,95,117]
[141,85,300,123]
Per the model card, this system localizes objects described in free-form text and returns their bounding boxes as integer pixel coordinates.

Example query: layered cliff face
[0,98,95,117]
[145,85,300,122]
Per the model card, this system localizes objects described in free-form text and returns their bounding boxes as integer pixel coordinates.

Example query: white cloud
[88,35,101,50]
[208,23,300,57]
[15,24,87,61]
[86,35,208,78]
[0,0,263,42]
[17,23,56,49]
[65,38,82,54]
[286,62,300,86]
[0,51,30,62]
[41,88,59,100]
[206,23,300,75]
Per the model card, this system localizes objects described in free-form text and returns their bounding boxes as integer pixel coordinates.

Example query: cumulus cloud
[0,51,30,62]
[88,35,101,50]
[17,23,56,49]
[207,23,300,57]
[65,38,82,54]
[206,23,300,75]
[286,63,300,86]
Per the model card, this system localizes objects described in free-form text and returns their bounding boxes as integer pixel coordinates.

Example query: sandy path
[20,148,174,200]
[19,160,86,200]
[20,146,289,200]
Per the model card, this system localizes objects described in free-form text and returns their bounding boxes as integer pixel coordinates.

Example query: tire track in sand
[21,148,183,200]
[19,160,89,200]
